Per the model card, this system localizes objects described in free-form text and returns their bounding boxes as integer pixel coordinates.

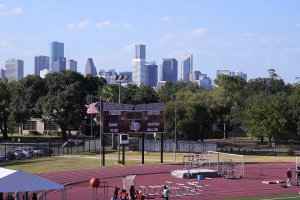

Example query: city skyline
[0,1,299,83]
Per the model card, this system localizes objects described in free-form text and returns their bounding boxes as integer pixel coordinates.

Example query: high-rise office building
[145,62,158,87]
[0,69,5,81]
[190,71,212,89]
[5,59,24,81]
[160,58,178,84]
[34,55,49,76]
[217,69,247,82]
[180,54,193,82]
[66,59,77,72]
[119,71,132,83]
[135,44,146,59]
[50,41,66,72]
[99,69,118,83]
[85,58,97,76]
[132,44,146,85]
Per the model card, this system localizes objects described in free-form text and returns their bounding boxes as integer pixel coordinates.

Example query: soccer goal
[206,151,244,178]
[122,175,136,192]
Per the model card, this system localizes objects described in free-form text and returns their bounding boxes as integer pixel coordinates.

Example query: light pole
[174,95,177,163]
[115,75,128,164]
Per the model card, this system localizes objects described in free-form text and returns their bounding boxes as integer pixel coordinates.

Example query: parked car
[61,139,84,147]
[17,147,34,158]
[13,150,26,160]
[0,155,6,162]
[6,152,15,160]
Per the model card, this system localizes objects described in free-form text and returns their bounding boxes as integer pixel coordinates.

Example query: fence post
[49,142,51,157]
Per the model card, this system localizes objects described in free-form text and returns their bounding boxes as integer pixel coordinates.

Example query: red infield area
[40,162,300,200]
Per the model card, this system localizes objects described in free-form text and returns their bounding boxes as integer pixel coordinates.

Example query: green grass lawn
[0,151,297,174]
[225,193,300,200]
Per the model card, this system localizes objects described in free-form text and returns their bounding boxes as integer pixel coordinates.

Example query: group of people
[0,192,37,200]
[111,185,170,200]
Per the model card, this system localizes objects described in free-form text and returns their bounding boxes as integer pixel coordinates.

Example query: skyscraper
[190,71,212,89]
[0,69,5,81]
[135,44,146,59]
[5,59,24,81]
[160,58,178,84]
[85,58,97,76]
[217,69,247,82]
[132,44,146,85]
[180,54,193,82]
[50,41,66,72]
[145,62,158,87]
[66,59,77,72]
[34,55,49,76]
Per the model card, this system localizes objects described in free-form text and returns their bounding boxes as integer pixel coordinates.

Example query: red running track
[40,163,300,200]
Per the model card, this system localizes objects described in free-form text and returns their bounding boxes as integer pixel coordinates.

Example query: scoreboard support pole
[161,133,163,163]
[122,144,125,165]
[142,133,145,164]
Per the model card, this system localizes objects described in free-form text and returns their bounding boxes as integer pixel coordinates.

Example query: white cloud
[11,7,23,15]
[188,27,207,38]
[158,33,176,47]
[0,4,23,16]
[121,43,136,52]
[96,20,112,29]
[161,16,171,22]
[0,37,14,48]
[116,23,130,29]
[67,20,89,30]
[96,20,131,29]
[24,35,40,42]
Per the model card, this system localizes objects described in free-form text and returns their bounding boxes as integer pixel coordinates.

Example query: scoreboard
[102,103,164,134]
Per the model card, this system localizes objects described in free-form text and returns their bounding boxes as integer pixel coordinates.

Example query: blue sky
[0,0,300,83]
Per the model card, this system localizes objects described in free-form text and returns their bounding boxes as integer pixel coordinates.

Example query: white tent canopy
[0,167,64,193]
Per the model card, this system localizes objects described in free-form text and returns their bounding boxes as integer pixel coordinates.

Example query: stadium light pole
[174,95,177,163]
[115,75,128,164]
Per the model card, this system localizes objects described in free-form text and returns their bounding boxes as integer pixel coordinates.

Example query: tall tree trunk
[2,118,8,139]
[268,136,272,147]
[61,127,67,140]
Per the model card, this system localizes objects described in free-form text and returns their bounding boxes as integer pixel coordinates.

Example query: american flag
[86,102,100,114]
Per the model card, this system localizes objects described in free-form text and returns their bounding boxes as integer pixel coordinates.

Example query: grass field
[227,194,300,200]
[0,151,297,174]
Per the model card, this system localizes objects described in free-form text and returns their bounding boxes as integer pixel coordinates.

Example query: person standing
[31,193,37,200]
[163,186,170,200]
[287,168,292,186]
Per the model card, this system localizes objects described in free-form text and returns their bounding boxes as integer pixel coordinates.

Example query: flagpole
[100,97,105,167]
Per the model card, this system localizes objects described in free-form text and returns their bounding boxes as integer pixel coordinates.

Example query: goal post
[206,151,244,178]
[122,175,136,192]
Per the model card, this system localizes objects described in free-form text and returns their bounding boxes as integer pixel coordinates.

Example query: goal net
[206,151,244,178]
[122,175,136,192]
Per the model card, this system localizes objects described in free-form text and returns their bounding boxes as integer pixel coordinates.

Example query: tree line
[0,70,299,144]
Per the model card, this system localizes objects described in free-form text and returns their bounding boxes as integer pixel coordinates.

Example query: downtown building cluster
[0,42,247,88]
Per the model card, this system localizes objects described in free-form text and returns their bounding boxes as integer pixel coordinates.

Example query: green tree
[157,81,175,103]
[0,81,11,139]
[288,84,300,134]
[100,84,119,103]
[243,94,287,145]
[9,75,47,132]
[38,71,86,139]
[211,75,246,138]
[133,84,158,104]
[121,84,139,104]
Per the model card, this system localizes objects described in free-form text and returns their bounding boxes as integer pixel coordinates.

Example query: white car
[17,147,34,158]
